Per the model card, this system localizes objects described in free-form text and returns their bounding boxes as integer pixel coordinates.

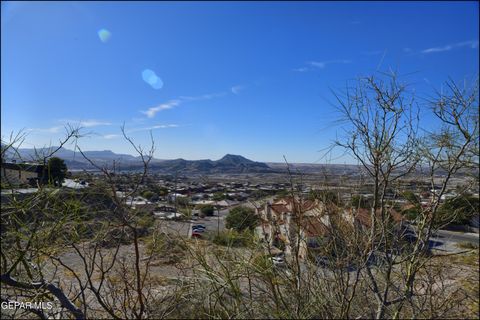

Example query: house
[1,162,45,186]
[114,191,155,209]
[342,207,410,253]
[156,205,176,213]
[256,197,406,260]
[344,207,404,230]
[124,196,152,208]
[255,197,333,259]
[215,199,239,208]
[191,193,207,201]
[192,199,215,206]
[167,193,187,202]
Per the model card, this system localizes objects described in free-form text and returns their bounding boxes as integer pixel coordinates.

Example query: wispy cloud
[142,99,181,118]
[231,85,245,95]
[421,40,479,54]
[308,60,351,69]
[103,134,120,139]
[27,120,112,134]
[142,92,226,118]
[179,92,226,101]
[293,59,352,73]
[127,124,179,133]
[27,126,64,133]
[59,119,112,127]
[79,120,112,127]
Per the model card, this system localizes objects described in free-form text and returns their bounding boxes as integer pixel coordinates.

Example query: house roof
[301,216,330,237]
[216,199,239,207]
[270,204,289,214]
[352,208,403,228]
[268,197,324,215]
[1,162,44,173]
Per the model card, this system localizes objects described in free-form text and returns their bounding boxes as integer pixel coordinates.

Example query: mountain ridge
[3,147,275,174]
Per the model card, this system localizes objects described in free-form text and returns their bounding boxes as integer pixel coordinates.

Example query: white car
[271,256,286,267]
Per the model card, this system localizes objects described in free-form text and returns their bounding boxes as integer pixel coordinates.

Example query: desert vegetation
[1,74,478,319]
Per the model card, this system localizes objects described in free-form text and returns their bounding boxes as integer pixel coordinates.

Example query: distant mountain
[3,147,274,174]
[3,146,464,177]
[3,146,144,170]
[148,154,272,174]
[217,154,266,166]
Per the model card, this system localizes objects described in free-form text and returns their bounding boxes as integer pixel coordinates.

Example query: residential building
[1,162,45,186]
[256,197,405,260]
[255,197,332,259]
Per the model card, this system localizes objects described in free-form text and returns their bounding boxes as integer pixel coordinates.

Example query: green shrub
[141,190,158,201]
[144,233,187,263]
[200,204,215,216]
[309,190,341,205]
[136,213,155,229]
[402,207,420,221]
[212,192,226,201]
[437,196,479,226]
[225,206,258,232]
[211,230,254,247]
[350,195,372,209]
[403,191,420,205]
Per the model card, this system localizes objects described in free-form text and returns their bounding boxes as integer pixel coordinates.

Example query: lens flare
[97,29,111,43]
[142,69,163,90]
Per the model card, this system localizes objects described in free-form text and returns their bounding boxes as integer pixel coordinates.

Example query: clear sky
[1,1,478,163]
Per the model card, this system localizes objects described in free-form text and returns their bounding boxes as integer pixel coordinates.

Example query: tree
[200,204,215,216]
[212,192,226,201]
[335,73,426,319]
[437,195,479,226]
[176,196,191,207]
[401,206,421,221]
[142,190,158,201]
[275,189,289,198]
[225,206,258,232]
[252,189,268,199]
[402,191,420,206]
[309,189,341,205]
[350,194,371,209]
[46,157,68,187]
[335,73,479,319]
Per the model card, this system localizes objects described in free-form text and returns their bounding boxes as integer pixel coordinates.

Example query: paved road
[158,198,271,238]
[158,208,230,237]
[406,224,478,252]
[433,229,479,245]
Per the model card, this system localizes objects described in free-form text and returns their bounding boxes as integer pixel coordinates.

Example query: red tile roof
[270,204,290,214]
[352,208,403,228]
[301,216,329,237]
[269,197,324,215]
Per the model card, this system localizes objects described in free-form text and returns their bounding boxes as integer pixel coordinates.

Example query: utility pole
[217,188,225,236]
[217,204,220,236]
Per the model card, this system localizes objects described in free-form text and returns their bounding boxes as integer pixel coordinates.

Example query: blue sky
[1,1,478,163]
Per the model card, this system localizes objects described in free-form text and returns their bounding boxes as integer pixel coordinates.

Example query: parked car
[192,227,206,233]
[271,256,286,267]
[192,224,206,230]
[191,231,202,238]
